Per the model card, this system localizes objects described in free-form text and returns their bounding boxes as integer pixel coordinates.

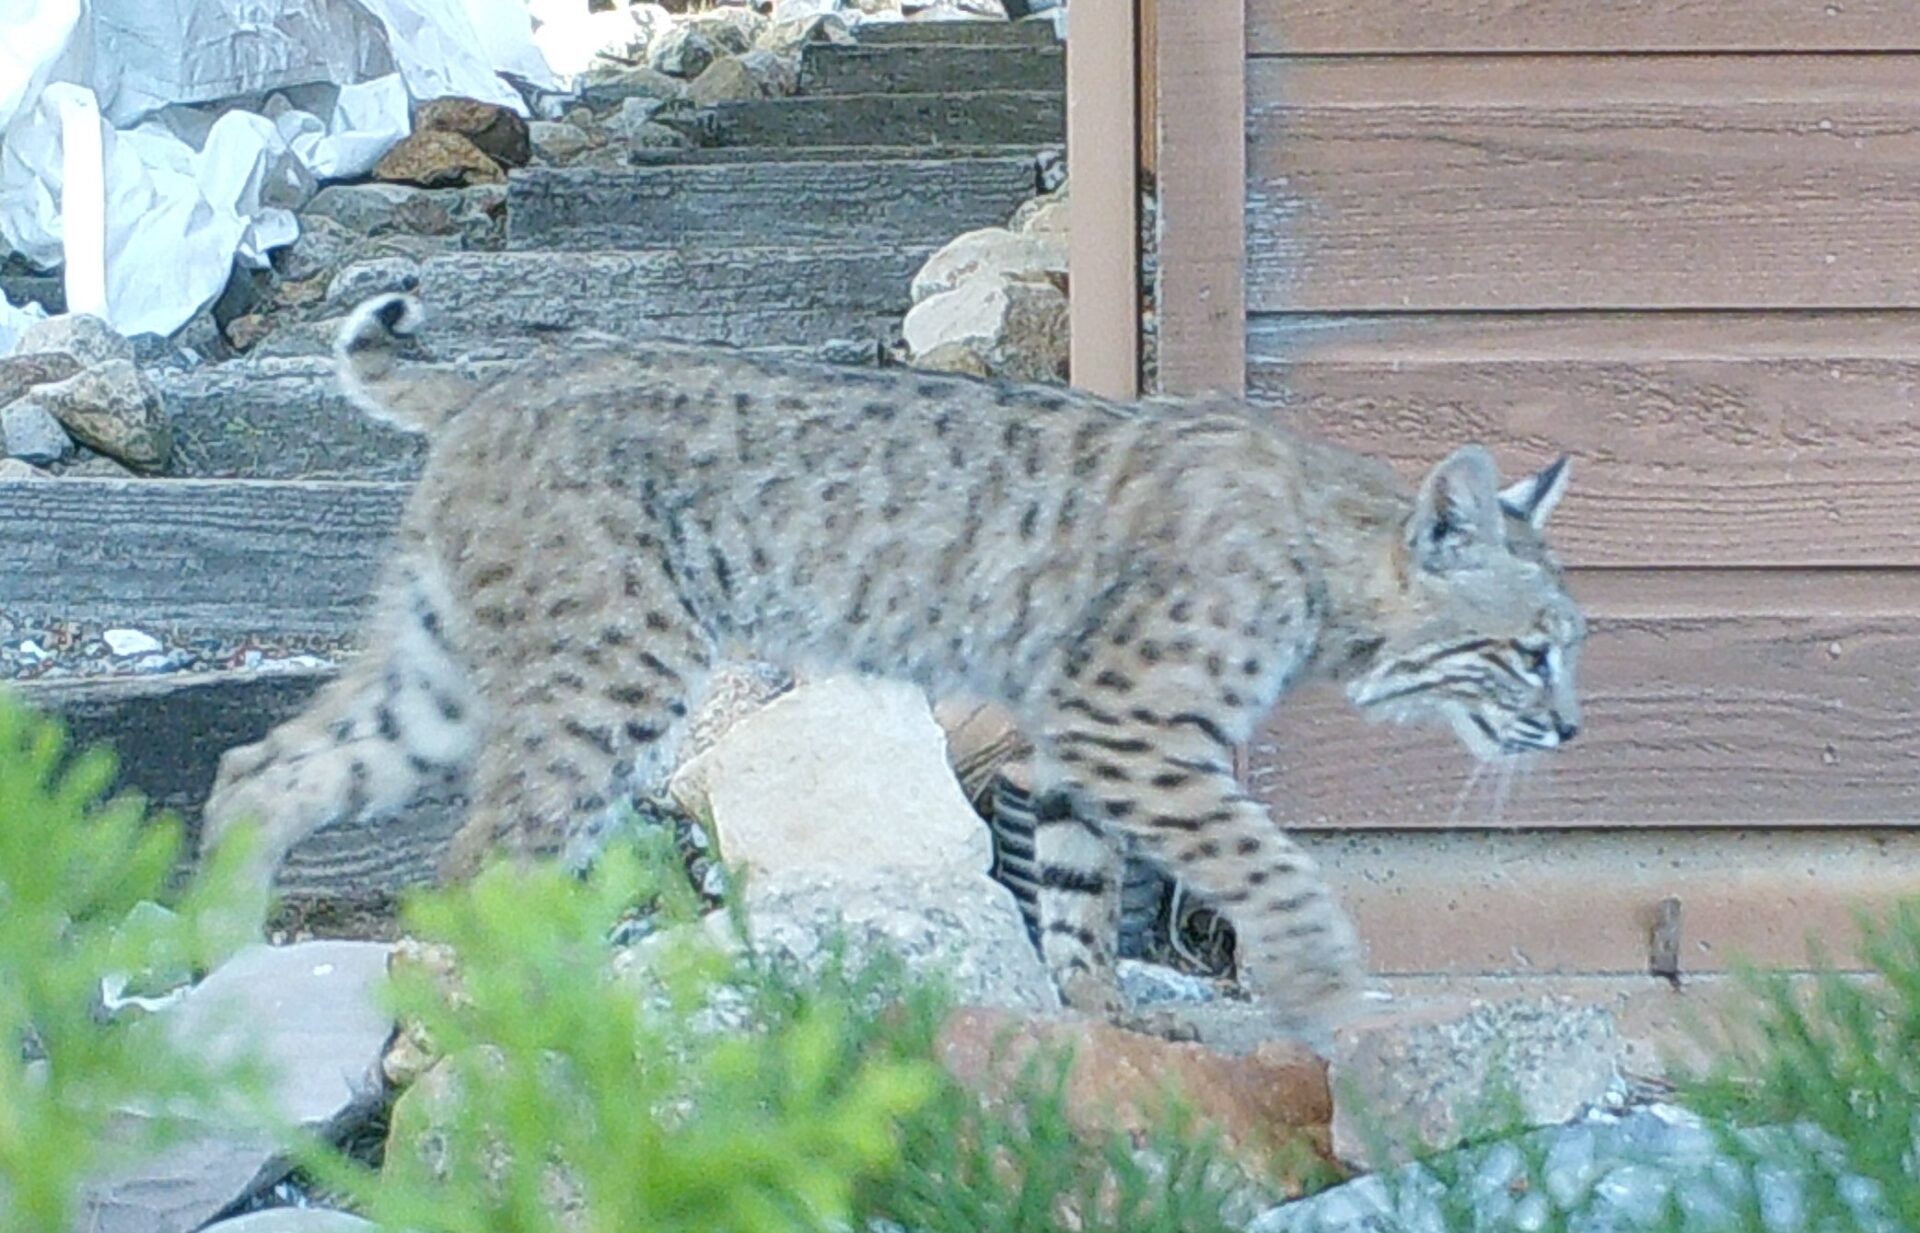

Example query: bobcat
[204,292,1585,1035]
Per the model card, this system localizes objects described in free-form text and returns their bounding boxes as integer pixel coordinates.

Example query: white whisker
[1482,752,1512,822]
[1449,759,1489,825]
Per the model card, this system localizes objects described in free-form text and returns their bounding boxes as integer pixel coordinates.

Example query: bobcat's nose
[1553,715,1579,744]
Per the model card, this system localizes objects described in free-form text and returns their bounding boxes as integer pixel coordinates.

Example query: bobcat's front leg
[1034,700,1365,1042]
[202,560,479,928]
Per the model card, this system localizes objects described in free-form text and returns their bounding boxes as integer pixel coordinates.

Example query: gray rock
[202,1212,375,1232]
[737,866,1060,1013]
[1329,996,1623,1167]
[25,359,171,470]
[650,23,724,77]
[15,311,134,367]
[528,119,594,164]
[609,93,674,140]
[1117,959,1221,1008]
[275,215,363,282]
[0,349,82,404]
[0,457,50,479]
[302,182,506,251]
[167,940,394,1125]
[756,13,855,55]
[2,396,73,463]
[619,120,693,151]
[577,63,689,110]
[75,942,394,1233]
[325,256,421,307]
[902,274,1068,383]
[687,50,798,106]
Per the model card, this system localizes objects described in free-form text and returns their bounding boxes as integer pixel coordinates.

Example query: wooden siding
[1247,313,1920,568]
[1139,1,1920,970]
[1149,0,1245,396]
[1305,828,1920,975]
[1244,57,1920,312]
[1250,0,1920,54]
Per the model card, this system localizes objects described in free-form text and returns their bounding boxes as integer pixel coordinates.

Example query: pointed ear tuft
[1498,454,1571,531]
[1409,446,1504,572]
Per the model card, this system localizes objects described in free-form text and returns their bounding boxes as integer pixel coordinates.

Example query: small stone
[1328,996,1624,1168]
[303,183,498,243]
[938,1006,1332,1185]
[0,349,82,405]
[910,226,1068,303]
[103,628,164,657]
[224,313,274,352]
[415,96,532,170]
[738,866,1058,1012]
[903,275,1069,384]
[0,458,50,480]
[756,13,855,54]
[687,50,796,105]
[1117,959,1223,1007]
[528,119,594,164]
[1014,194,1068,240]
[578,63,690,109]
[374,129,506,188]
[2,397,73,463]
[15,311,135,367]
[669,675,993,878]
[610,92,670,133]
[611,116,692,152]
[326,257,422,307]
[25,359,171,470]
[909,340,993,378]
[650,22,724,77]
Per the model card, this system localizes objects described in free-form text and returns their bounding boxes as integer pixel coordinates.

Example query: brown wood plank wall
[1210,4,1920,966]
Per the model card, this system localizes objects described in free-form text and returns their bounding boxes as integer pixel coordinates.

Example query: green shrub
[302,833,941,1233]
[0,693,258,1233]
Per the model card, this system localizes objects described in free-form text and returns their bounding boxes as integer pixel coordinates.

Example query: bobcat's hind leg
[439,526,716,881]
[1022,779,1128,1016]
[203,558,479,927]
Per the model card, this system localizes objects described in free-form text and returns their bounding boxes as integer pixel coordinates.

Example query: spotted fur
[203,293,1586,1036]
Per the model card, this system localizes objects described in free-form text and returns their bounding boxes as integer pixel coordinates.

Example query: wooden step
[507,156,1038,251]
[855,18,1058,47]
[414,246,931,352]
[160,359,426,481]
[0,479,402,636]
[625,142,1053,165]
[19,667,461,903]
[799,43,1063,96]
[668,90,1063,149]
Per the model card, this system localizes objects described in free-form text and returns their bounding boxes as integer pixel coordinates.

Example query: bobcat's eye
[1517,643,1553,680]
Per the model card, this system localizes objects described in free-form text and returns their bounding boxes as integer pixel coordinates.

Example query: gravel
[0,618,345,681]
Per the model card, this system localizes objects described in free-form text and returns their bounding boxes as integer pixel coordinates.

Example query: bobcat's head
[1348,447,1585,759]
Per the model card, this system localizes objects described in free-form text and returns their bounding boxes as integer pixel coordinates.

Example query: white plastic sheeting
[0,0,552,340]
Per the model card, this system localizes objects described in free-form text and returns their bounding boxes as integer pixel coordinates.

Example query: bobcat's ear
[1409,446,1504,572]
[1499,455,1571,531]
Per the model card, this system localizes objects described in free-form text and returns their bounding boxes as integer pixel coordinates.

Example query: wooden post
[1066,0,1141,400]
[1153,0,1245,397]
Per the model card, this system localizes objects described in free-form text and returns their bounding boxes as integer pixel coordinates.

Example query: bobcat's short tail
[336,293,477,434]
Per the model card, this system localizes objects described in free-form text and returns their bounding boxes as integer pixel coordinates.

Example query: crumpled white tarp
[0,0,553,341]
